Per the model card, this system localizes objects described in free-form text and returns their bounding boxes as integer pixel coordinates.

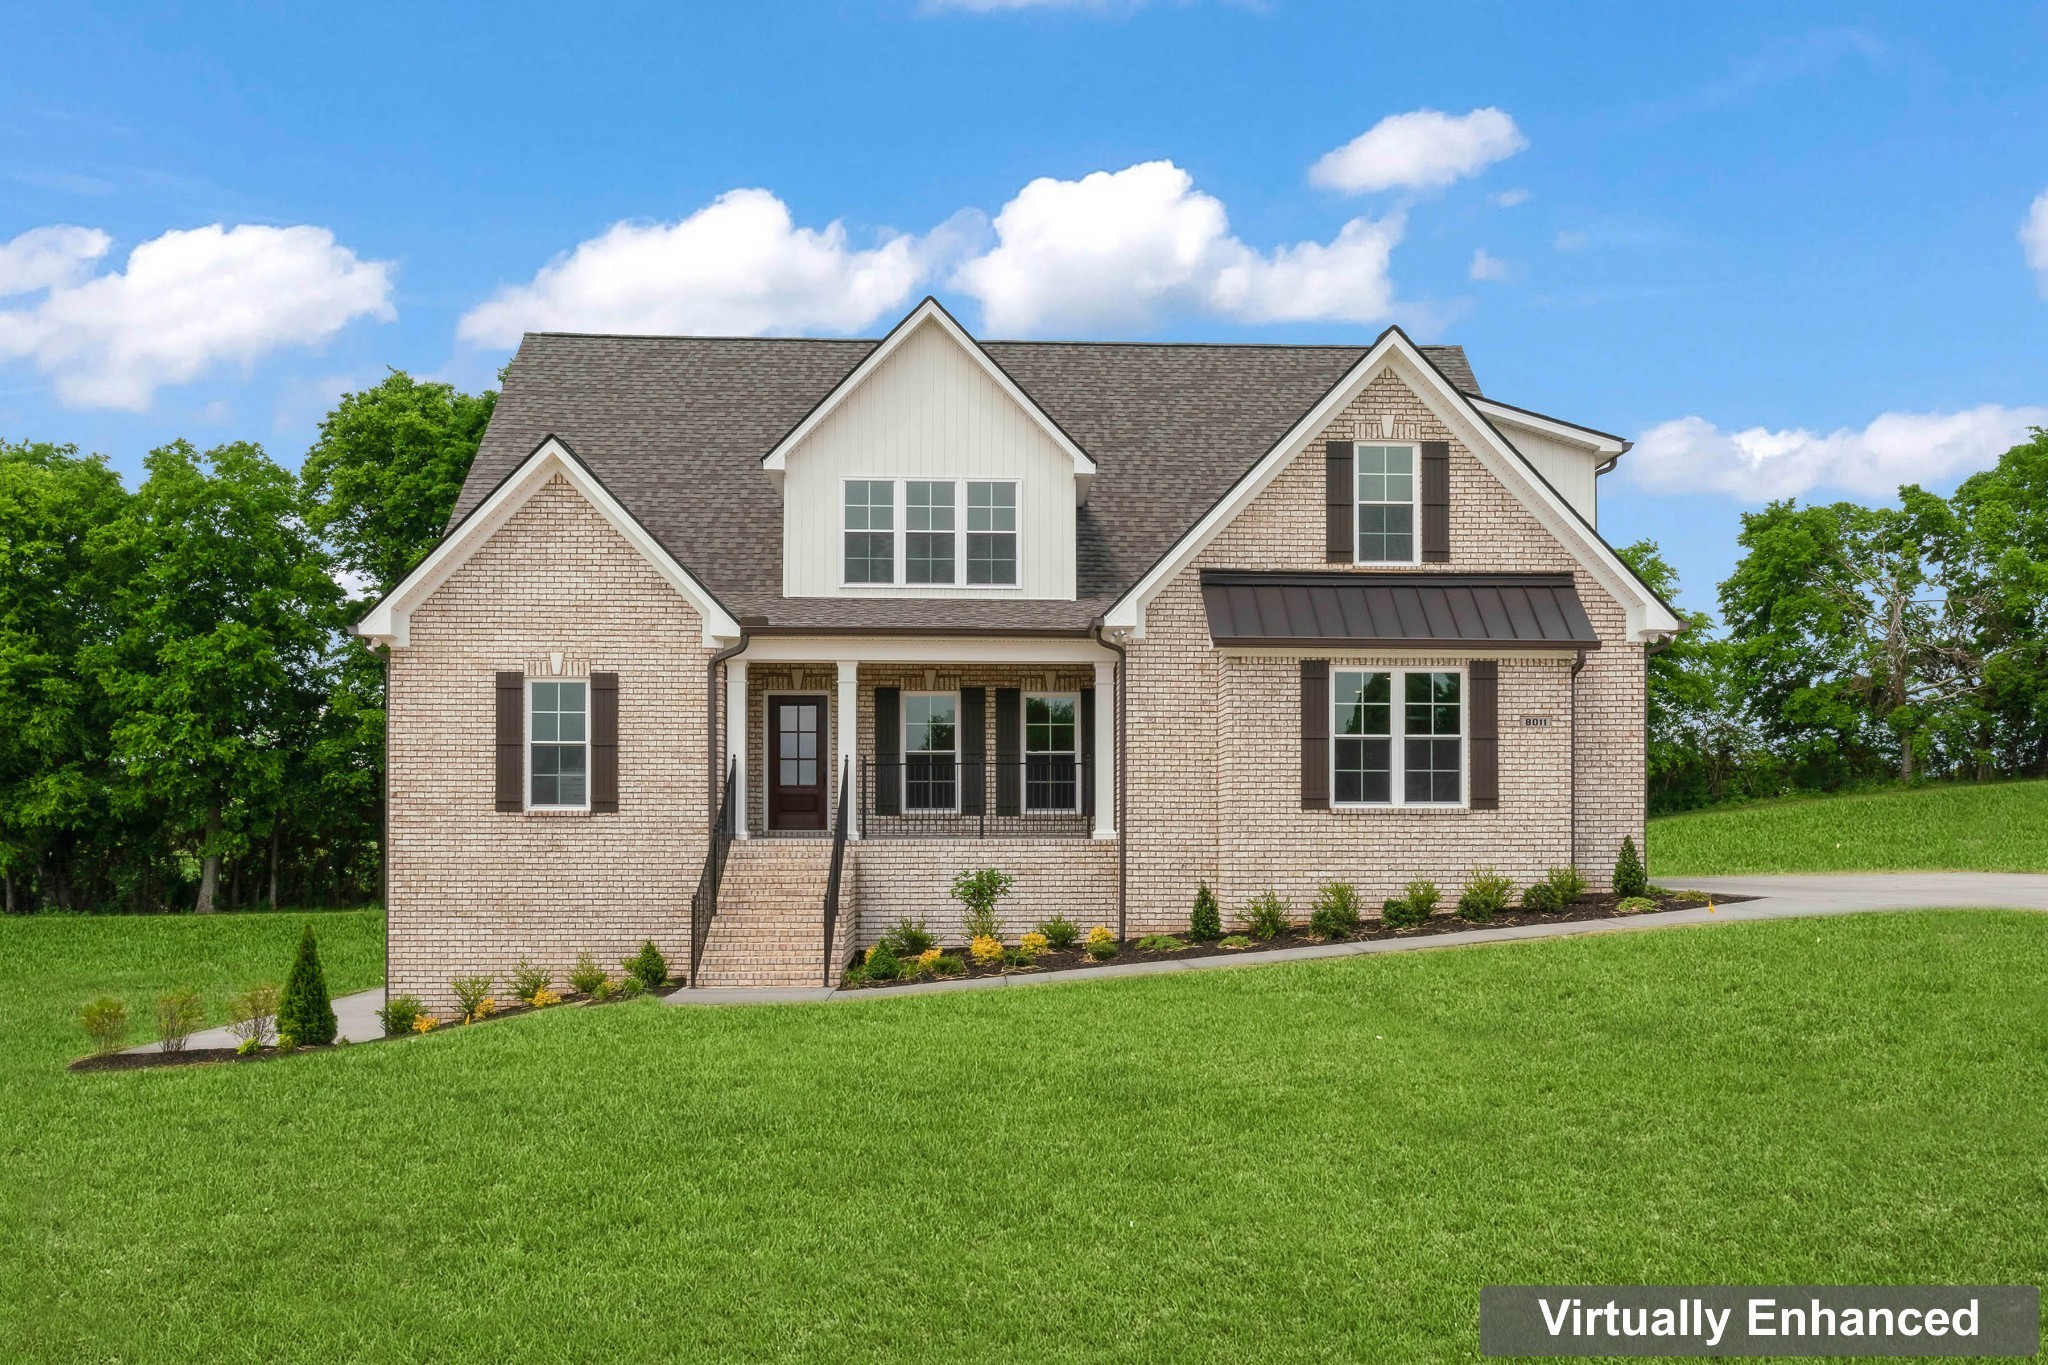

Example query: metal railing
[690,758,736,985]
[858,756,1094,839]
[821,757,850,987]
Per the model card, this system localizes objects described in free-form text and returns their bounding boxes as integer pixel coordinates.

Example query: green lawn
[1648,778,2048,877]
[4,909,2045,1362]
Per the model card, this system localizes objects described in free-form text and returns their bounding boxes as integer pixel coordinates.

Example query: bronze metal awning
[1199,571,1601,650]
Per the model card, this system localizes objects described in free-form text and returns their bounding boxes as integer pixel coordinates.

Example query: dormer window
[966,481,1018,586]
[906,480,956,584]
[844,479,895,584]
[839,478,1020,589]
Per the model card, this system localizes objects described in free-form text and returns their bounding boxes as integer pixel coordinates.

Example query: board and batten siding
[779,318,1078,600]
[1496,423,1600,528]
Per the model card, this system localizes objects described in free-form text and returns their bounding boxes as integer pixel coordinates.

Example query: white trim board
[737,635,1116,665]
[353,436,742,649]
[1100,328,1683,644]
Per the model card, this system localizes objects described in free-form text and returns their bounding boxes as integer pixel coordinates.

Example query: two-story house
[354,298,1682,1001]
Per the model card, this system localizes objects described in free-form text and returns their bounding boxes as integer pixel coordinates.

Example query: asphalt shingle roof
[456,333,1481,632]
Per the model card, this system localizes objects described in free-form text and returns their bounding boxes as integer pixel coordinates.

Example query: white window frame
[1329,665,1467,810]
[1021,690,1081,814]
[1352,442,1422,567]
[901,690,962,813]
[837,477,1023,590]
[525,676,591,813]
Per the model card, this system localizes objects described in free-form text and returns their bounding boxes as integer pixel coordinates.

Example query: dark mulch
[840,889,1756,991]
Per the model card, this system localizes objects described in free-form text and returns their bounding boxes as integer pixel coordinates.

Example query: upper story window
[1355,443,1417,564]
[966,481,1018,585]
[844,480,895,584]
[1332,667,1462,807]
[841,478,1019,588]
[529,679,588,809]
[906,480,956,584]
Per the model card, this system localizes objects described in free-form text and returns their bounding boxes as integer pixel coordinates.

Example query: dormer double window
[843,478,1019,587]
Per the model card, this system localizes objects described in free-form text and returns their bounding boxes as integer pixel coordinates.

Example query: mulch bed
[840,888,1756,991]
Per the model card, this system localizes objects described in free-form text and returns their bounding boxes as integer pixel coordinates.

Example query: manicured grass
[1648,778,2048,877]
[4,909,2045,1361]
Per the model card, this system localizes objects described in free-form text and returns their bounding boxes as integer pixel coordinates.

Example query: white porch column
[1093,659,1117,839]
[727,659,749,839]
[836,660,860,839]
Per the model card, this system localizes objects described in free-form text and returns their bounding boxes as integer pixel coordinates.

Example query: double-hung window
[903,693,958,811]
[842,479,1019,587]
[965,481,1017,585]
[529,679,588,809]
[905,480,956,584]
[1355,444,1417,563]
[1023,692,1078,812]
[844,480,895,584]
[1332,668,1462,806]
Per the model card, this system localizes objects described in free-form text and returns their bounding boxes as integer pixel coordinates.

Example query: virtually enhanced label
[1480,1286,2040,1357]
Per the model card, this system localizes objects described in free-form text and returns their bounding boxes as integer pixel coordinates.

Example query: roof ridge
[519,331,1467,354]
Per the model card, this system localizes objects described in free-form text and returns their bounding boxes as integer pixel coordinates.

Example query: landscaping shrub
[411,1013,441,1034]
[228,983,279,1050]
[969,934,1005,966]
[913,947,946,976]
[513,957,553,1004]
[863,939,901,982]
[450,975,494,1024]
[152,988,205,1053]
[881,919,937,956]
[951,868,1014,941]
[1616,896,1656,914]
[1018,931,1049,958]
[1236,890,1291,941]
[624,941,668,991]
[929,953,964,977]
[615,978,644,999]
[277,923,337,1047]
[1612,835,1650,898]
[1521,880,1563,913]
[1543,865,1588,904]
[1038,915,1080,951]
[1217,934,1254,950]
[1404,879,1442,918]
[1134,933,1187,953]
[1085,925,1118,960]
[530,986,562,1008]
[568,953,607,998]
[1307,882,1363,939]
[1381,897,1426,928]
[1456,869,1514,922]
[376,994,424,1037]
[1190,882,1223,940]
[79,996,128,1056]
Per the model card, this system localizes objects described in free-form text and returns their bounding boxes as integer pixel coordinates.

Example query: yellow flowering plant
[1018,931,1049,958]
[969,934,1005,966]
[411,1013,441,1034]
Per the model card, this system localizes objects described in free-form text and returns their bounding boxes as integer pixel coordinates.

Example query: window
[905,480,955,584]
[1023,692,1078,812]
[966,481,1018,585]
[529,679,588,808]
[1355,444,1416,563]
[903,693,958,811]
[844,480,895,584]
[1331,668,1461,806]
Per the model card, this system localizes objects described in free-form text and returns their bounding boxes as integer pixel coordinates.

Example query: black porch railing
[859,756,1094,839]
[690,758,736,985]
[821,757,850,986]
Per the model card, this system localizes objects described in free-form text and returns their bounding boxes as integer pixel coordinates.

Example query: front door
[768,696,828,831]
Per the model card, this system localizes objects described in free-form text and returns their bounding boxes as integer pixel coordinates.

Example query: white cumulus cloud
[2022,190,2048,295]
[1628,406,2048,500]
[457,189,941,345]
[951,160,1401,334]
[1468,248,1509,282]
[0,223,393,410]
[1309,108,1527,195]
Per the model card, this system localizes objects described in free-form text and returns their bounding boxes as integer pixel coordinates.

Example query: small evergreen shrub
[969,934,1005,966]
[376,994,424,1036]
[624,941,669,991]
[930,953,964,977]
[1616,896,1656,914]
[1235,890,1291,941]
[1037,916,1080,951]
[1544,865,1588,904]
[512,957,553,1004]
[79,996,128,1056]
[153,988,204,1053]
[864,939,901,982]
[1521,880,1563,913]
[1085,925,1118,960]
[1190,882,1223,940]
[951,868,1014,941]
[277,924,337,1047]
[228,983,279,1049]
[450,975,494,1024]
[1018,931,1050,958]
[1134,933,1187,953]
[881,919,937,956]
[1217,934,1254,950]
[569,953,607,998]
[1404,879,1442,918]
[1381,897,1426,928]
[1612,835,1650,898]
[1456,869,1514,922]
[1307,881,1363,940]
[615,977,644,999]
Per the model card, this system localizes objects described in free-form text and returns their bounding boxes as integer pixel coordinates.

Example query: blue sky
[4,0,2047,613]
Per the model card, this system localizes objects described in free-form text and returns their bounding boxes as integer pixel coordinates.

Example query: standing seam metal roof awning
[1199,571,1601,649]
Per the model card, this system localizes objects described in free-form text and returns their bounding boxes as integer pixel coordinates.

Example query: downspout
[1090,619,1128,941]
[1569,648,1587,869]
[706,633,749,816]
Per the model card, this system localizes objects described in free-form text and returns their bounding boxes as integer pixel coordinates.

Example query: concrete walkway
[124,986,387,1053]
[663,873,2048,1007]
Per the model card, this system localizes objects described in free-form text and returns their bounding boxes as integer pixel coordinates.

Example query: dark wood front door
[768,696,828,831]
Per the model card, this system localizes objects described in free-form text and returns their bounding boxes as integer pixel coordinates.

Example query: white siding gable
[1500,424,1600,527]
[781,317,1077,600]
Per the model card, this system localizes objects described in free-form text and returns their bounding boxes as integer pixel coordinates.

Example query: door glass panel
[778,703,820,787]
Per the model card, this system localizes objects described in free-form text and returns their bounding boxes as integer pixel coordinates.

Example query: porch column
[836,660,860,839]
[727,659,749,839]
[1093,659,1116,839]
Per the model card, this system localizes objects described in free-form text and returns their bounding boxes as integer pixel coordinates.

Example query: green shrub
[1085,925,1118,960]
[929,953,965,977]
[1616,896,1656,914]
[1134,933,1187,953]
[227,983,278,1049]
[376,994,423,1037]
[951,868,1014,941]
[79,996,128,1056]
[864,939,901,982]
[569,952,607,998]
[1456,869,1514,922]
[1037,915,1080,951]
[1235,890,1291,941]
[1612,835,1649,898]
[450,974,494,1024]
[512,957,553,1004]
[1544,865,1587,904]
[1404,879,1442,917]
[624,941,669,991]
[1381,897,1426,928]
[277,924,337,1047]
[1307,881,1363,939]
[881,919,936,955]
[153,988,205,1053]
[616,976,646,998]
[1190,882,1223,940]
[1217,934,1254,949]
[1520,880,1563,913]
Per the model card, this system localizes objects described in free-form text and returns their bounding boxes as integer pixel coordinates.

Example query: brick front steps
[694,839,837,988]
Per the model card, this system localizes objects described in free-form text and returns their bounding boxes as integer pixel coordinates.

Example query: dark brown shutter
[994,688,1021,816]
[1300,660,1329,810]
[959,687,986,816]
[1079,687,1096,818]
[874,687,900,816]
[1468,659,1499,810]
[590,671,619,813]
[1421,440,1451,563]
[1325,441,1355,562]
[494,671,523,812]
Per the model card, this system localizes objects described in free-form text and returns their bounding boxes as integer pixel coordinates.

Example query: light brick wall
[387,474,712,1011]
[849,838,1118,948]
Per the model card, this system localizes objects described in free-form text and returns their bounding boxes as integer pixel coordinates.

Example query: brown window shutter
[874,687,900,816]
[590,671,619,813]
[994,688,1021,816]
[958,687,985,816]
[1325,441,1355,562]
[494,671,524,812]
[1079,687,1096,818]
[1468,659,1499,810]
[1300,659,1330,810]
[1421,440,1451,563]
